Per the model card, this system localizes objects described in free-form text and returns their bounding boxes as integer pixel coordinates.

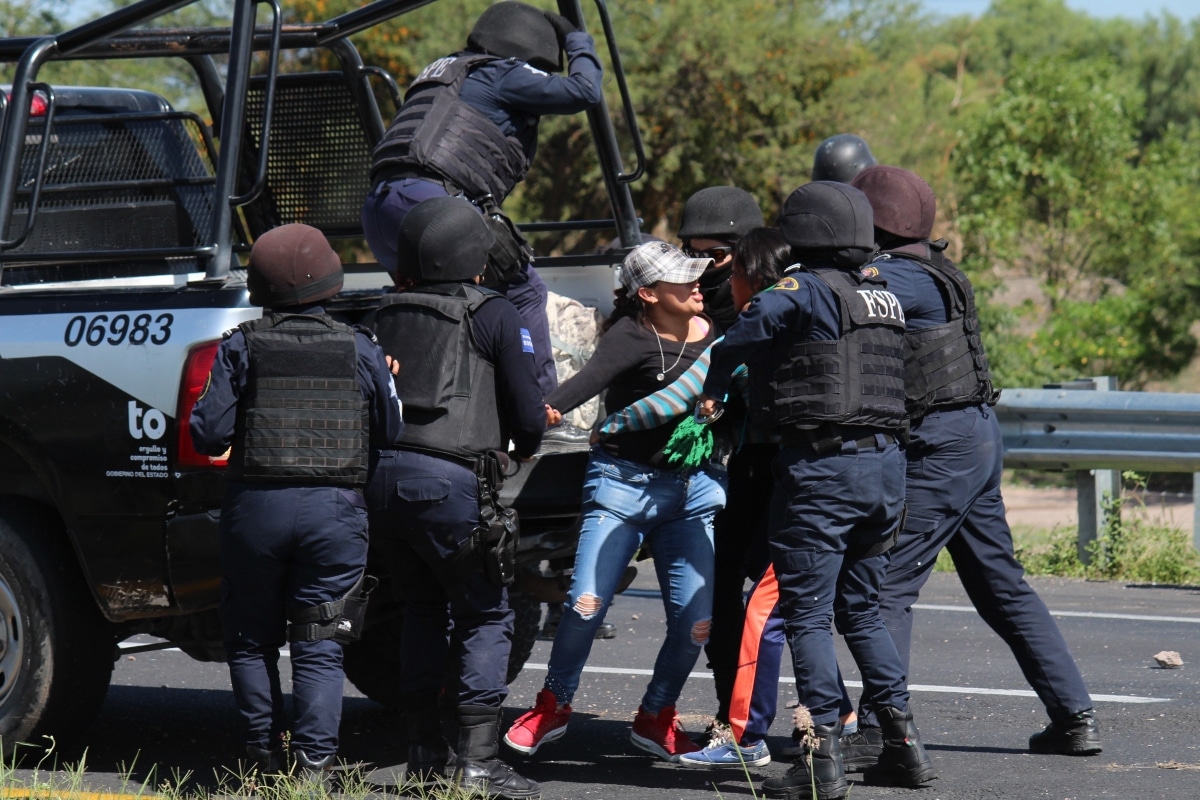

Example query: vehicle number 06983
[63,313,174,346]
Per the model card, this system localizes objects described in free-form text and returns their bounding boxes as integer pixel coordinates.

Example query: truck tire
[0,500,116,759]
[342,584,544,709]
[505,591,542,685]
[342,587,405,711]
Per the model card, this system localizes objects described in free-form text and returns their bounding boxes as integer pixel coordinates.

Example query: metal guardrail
[994,377,1200,559]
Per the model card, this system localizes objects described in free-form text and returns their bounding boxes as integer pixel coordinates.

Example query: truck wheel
[342,588,405,711]
[506,591,543,685]
[343,585,544,709]
[0,501,115,760]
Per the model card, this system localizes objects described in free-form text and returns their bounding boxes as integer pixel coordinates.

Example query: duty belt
[373,166,465,198]
[779,426,897,455]
[395,444,480,473]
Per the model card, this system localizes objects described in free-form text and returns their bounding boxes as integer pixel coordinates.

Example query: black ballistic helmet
[467,1,562,73]
[396,196,496,283]
[777,181,875,254]
[677,186,765,241]
[247,223,343,308]
[811,133,877,184]
[850,164,937,241]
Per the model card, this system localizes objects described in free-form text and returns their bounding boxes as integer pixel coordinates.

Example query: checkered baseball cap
[619,241,712,291]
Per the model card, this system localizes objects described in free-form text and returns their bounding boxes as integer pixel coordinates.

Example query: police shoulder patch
[771,276,801,291]
[861,266,880,279]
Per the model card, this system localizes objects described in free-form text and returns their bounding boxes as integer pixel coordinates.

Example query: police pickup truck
[0,0,645,755]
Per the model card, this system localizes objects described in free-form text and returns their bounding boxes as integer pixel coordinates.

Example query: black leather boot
[454,705,541,800]
[404,691,455,786]
[863,706,937,786]
[761,723,847,800]
[840,724,882,773]
[1029,709,1102,755]
[292,750,335,794]
[245,744,287,776]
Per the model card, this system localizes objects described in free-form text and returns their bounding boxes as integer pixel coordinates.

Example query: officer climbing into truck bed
[189,223,404,781]
[362,0,603,398]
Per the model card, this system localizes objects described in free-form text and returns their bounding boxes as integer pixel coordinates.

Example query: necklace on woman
[650,322,688,381]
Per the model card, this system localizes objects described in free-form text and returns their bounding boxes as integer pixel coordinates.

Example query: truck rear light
[176,339,227,468]
[3,91,48,116]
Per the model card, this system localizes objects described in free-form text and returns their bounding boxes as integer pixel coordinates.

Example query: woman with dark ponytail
[600,284,643,333]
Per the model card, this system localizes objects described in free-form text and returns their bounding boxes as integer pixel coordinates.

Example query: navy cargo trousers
[366,448,513,708]
[868,403,1093,724]
[220,482,369,760]
[769,436,909,726]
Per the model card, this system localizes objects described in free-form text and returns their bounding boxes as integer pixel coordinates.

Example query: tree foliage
[1,0,68,38]
[955,56,1200,387]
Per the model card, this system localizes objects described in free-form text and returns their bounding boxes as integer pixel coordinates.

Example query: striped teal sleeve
[598,342,718,436]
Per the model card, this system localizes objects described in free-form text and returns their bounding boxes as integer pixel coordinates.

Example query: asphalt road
[17,570,1200,800]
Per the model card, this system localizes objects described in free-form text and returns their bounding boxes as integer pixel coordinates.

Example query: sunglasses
[683,244,734,261]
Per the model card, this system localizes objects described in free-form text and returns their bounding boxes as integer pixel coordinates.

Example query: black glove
[544,10,578,43]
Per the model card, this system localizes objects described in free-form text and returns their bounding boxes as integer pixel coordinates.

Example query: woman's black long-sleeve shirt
[546,315,713,464]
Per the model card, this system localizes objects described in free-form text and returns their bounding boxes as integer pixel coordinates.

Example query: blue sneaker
[677,739,772,769]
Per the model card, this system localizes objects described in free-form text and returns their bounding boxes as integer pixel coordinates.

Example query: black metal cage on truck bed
[0,0,647,290]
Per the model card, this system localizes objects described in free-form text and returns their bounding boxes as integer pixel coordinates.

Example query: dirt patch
[1003,483,1195,531]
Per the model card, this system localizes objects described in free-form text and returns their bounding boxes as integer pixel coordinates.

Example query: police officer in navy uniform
[698,182,936,800]
[837,165,1100,765]
[362,0,603,398]
[190,224,405,778]
[366,196,546,799]
[674,185,766,743]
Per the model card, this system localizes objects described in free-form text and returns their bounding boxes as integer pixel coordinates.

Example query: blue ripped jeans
[544,447,726,714]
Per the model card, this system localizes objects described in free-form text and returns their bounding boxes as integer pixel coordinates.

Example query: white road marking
[627,588,1200,626]
[522,664,1168,704]
[119,596,1189,707]
[915,602,1200,625]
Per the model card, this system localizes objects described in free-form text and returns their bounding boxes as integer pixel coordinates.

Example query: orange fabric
[728,564,779,743]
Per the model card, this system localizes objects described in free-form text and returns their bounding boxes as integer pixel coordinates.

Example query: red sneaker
[630,705,701,762]
[504,688,572,755]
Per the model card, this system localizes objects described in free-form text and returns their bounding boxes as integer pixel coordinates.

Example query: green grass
[0,738,488,800]
[935,473,1200,585]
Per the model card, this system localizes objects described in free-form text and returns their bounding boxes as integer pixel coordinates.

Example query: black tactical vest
[371,283,504,460]
[763,268,907,432]
[889,245,999,418]
[370,53,530,203]
[229,314,368,486]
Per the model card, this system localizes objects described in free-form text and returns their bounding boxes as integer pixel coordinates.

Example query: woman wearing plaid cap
[503,242,729,763]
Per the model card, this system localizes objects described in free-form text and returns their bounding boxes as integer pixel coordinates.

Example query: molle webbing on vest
[766,269,906,432]
[231,314,368,486]
[896,247,998,417]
